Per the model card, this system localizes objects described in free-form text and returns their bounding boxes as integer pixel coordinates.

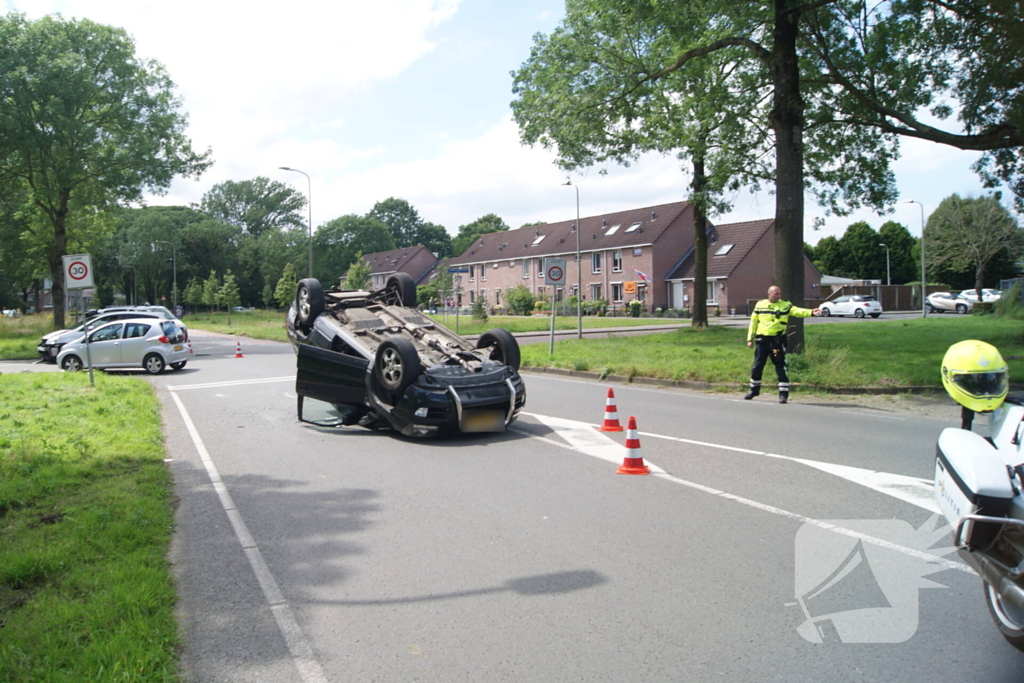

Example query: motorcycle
[934,398,1024,650]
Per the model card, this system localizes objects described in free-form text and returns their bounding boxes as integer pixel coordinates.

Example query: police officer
[745,285,820,403]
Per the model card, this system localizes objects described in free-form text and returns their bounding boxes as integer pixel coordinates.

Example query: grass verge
[0,372,178,681]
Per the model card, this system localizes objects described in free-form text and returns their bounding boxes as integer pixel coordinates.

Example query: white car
[960,288,1001,303]
[819,294,883,318]
[57,318,189,374]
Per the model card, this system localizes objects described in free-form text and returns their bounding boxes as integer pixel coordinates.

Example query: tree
[202,271,219,312]
[343,252,372,290]
[313,215,395,283]
[367,198,424,248]
[219,271,241,325]
[452,214,510,256]
[0,14,210,328]
[877,221,917,285]
[506,285,537,316]
[810,236,845,277]
[418,222,454,258]
[837,222,884,281]
[199,177,305,238]
[926,194,1023,293]
[274,262,297,308]
[184,277,204,313]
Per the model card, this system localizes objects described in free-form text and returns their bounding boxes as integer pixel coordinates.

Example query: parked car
[819,295,883,318]
[959,288,1002,303]
[57,318,189,374]
[925,291,974,314]
[232,306,249,313]
[286,274,526,438]
[38,306,183,362]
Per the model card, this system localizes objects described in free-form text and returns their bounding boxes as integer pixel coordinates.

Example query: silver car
[56,318,189,374]
[960,288,1002,303]
[925,291,973,314]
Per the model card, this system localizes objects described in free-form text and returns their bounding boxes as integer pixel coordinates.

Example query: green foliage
[994,282,1024,320]
[471,297,488,322]
[344,252,372,290]
[506,284,537,316]
[314,215,395,283]
[926,194,1023,293]
[184,277,204,311]
[274,262,297,308]
[219,271,241,314]
[200,177,306,237]
[202,270,219,310]
[452,214,510,256]
[262,283,274,309]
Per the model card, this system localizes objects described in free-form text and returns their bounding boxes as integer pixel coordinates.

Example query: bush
[471,298,488,322]
[994,283,1024,320]
[972,302,995,316]
[506,284,536,316]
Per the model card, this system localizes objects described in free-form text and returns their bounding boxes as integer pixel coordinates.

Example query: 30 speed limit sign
[63,254,94,289]
[544,257,567,286]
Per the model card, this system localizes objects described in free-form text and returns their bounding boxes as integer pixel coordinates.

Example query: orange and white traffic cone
[233,340,244,358]
[598,388,625,432]
[617,416,650,475]
[187,340,194,356]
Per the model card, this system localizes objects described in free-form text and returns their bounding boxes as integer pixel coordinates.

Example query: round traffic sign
[67,260,89,282]
[547,265,564,282]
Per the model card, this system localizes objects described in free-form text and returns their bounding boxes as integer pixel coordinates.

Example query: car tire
[477,328,521,372]
[821,307,831,317]
[854,308,865,318]
[143,353,166,375]
[61,355,83,372]
[383,273,417,307]
[870,313,880,318]
[925,303,935,314]
[957,304,968,314]
[295,278,325,330]
[171,361,187,370]
[373,338,423,402]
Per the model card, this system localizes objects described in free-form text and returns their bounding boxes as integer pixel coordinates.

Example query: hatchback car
[57,318,189,374]
[960,288,1002,303]
[925,291,973,314]
[39,306,183,362]
[286,274,526,438]
[819,295,883,318]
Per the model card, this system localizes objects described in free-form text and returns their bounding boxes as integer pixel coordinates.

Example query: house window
[625,221,642,233]
[495,288,502,305]
[468,290,475,303]
[591,252,602,274]
[469,265,475,281]
[633,248,642,256]
[536,258,543,274]
[637,284,646,302]
[570,284,578,297]
[479,288,487,303]
[537,286,545,298]
[612,250,622,272]
[590,284,602,300]
[481,265,487,281]
[605,224,621,236]
[522,260,530,278]
[611,282,623,302]
[714,244,734,256]
[706,280,718,304]
[508,260,515,268]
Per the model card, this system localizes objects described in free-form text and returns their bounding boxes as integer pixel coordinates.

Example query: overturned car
[286,274,526,438]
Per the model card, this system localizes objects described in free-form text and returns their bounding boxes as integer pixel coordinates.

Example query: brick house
[447,201,698,313]
[362,245,440,290]
[665,219,822,315]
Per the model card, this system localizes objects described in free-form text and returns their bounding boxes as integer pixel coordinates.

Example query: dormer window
[625,222,642,233]
[531,235,546,246]
[605,224,621,236]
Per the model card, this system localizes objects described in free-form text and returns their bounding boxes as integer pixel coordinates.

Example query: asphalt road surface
[39,330,1024,681]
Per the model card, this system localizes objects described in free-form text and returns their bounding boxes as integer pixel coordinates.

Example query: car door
[296,343,369,411]
[118,321,154,365]
[831,296,850,315]
[87,323,125,365]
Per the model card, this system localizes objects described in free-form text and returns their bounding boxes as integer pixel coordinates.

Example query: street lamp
[906,200,927,317]
[563,179,582,339]
[124,265,137,305]
[878,243,890,286]
[280,166,314,278]
[154,240,177,307]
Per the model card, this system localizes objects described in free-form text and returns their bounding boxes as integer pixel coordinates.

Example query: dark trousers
[750,335,789,394]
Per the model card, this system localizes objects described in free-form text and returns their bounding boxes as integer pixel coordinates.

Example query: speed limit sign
[544,258,566,286]
[63,254,94,289]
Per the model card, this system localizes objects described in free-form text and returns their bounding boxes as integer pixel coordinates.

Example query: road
[141,331,1020,682]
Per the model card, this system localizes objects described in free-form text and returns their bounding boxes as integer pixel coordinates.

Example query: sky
[6,0,1006,246]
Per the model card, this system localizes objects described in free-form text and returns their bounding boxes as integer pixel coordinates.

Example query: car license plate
[174,345,183,351]
[461,409,505,433]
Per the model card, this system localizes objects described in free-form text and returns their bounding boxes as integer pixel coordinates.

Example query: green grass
[521,315,1024,390]
[0,314,56,361]
[0,373,179,681]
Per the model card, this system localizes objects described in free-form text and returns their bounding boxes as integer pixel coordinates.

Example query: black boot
[779,392,788,404]
[744,387,760,400]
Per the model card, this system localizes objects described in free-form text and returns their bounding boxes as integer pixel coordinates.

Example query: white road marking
[518,413,971,576]
[168,376,293,391]
[169,391,328,683]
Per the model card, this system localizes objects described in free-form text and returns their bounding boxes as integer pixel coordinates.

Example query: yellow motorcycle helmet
[941,340,1009,412]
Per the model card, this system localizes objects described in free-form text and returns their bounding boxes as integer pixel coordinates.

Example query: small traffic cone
[617,416,650,475]
[598,388,625,432]
[187,340,194,355]
[233,340,244,358]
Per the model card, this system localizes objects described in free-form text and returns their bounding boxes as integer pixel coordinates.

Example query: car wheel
[476,328,521,372]
[870,313,880,318]
[957,304,968,314]
[985,580,1024,651]
[295,278,325,329]
[925,303,936,314]
[171,361,187,370]
[373,338,423,402]
[854,308,865,318]
[383,273,417,307]
[143,353,166,375]
[61,355,83,372]
[821,307,831,317]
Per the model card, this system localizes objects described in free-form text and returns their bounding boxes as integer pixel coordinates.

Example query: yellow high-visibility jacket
[747,299,814,342]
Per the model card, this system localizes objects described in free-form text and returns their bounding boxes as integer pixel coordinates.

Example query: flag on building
[633,268,651,282]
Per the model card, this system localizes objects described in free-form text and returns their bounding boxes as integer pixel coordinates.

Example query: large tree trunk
[691,153,709,329]
[771,0,807,351]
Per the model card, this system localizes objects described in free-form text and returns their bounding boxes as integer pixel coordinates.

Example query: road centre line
[167,376,294,391]
[168,390,328,683]
[519,413,971,576]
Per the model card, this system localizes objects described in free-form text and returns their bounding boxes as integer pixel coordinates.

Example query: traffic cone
[187,340,194,355]
[233,340,244,358]
[598,388,625,432]
[617,416,650,475]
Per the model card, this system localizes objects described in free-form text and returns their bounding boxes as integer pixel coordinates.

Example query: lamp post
[154,240,177,307]
[563,180,582,339]
[906,200,927,316]
[124,265,136,305]
[280,166,314,278]
[878,243,890,286]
